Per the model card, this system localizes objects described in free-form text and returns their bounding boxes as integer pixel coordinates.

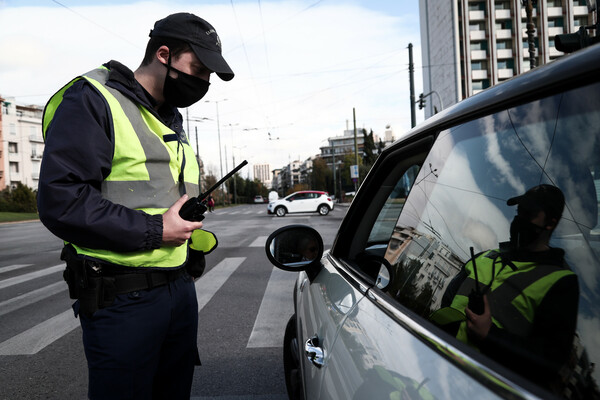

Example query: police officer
[38,13,233,399]
[430,184,579,389]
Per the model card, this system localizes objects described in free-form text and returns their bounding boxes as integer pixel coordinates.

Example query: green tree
[0,183,37,212]
[310,157,332,192]
[362,128,377,166]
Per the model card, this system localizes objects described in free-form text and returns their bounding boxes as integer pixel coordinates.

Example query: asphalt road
[0,203,347,399]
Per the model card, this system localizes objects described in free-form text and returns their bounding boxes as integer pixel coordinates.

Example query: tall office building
[419,0,595,118]
[254,163,271,187]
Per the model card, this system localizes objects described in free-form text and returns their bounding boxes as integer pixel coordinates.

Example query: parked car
[266,44,600,400]
[254,195,265,204]
[267,190,333,217]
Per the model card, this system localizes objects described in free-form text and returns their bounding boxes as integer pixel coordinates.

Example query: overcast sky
[0,0,424,178]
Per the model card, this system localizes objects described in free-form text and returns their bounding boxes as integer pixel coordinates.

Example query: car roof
[387,44,600,153]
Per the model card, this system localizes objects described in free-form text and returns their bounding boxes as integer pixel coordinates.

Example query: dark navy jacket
[38,61,186,252]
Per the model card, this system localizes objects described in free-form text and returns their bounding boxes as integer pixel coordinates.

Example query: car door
[286,193,303,213]
[295,253,366,399]
[315,79,600,399]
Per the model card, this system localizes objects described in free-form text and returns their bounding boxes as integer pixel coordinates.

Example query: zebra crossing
[0,247,296,356]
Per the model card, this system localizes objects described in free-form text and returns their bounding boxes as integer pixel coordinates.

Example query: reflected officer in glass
[430,184,579,390]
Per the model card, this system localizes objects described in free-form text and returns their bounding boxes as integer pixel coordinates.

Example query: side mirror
[265,225,324,273]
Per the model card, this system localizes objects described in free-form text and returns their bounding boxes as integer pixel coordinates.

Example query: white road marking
[248,236,268,248]
[196,257,245,311]
[247,267,296,348]
[0,264,64,290]
[0,264,33,273]
[0,309,79,355]
[0,281,65,317]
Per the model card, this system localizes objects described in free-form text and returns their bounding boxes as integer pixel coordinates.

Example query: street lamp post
[185,115,211,191]
[205,99,227,205]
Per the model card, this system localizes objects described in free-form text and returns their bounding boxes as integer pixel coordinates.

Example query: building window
[548,18,564,28]
[9,162,19,173]
[472,61,486,70]
[8,142,18,153]
[472,80,490,90]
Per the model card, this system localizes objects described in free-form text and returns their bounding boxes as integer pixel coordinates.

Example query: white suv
[267,190,333,217]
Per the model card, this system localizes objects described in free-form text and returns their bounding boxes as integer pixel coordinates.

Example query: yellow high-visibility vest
[43,66,211,268]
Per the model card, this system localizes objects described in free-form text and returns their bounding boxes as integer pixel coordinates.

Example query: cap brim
[190,44,234,81]
[506,195,523,206]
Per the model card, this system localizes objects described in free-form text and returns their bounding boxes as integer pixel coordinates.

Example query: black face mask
[163,57,210,108]
[509,215,544,249]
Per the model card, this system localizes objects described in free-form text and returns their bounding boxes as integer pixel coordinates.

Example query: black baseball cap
[507,184,565,220]
[150,13,234,81]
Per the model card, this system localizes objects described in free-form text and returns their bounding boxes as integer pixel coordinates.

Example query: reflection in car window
[367,165,420,245]
[380,82,600,397]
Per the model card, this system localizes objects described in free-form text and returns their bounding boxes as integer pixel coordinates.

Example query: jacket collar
[102,60,183,133]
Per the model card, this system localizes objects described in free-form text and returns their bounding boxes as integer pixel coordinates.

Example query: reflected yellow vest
[430,250,574,347]
[43,66,200,268]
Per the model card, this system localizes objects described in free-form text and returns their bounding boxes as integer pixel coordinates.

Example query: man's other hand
[162,195,204,246]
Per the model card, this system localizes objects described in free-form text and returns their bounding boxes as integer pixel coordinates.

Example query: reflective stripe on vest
[43,66,200,268]
[430,250,574,345]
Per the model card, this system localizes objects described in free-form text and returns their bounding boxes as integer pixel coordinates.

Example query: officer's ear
[156,45,170,66]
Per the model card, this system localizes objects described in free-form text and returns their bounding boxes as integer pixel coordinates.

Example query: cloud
[0,1,423,176]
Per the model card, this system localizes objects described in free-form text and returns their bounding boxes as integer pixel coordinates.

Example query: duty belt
[104,268,186,294]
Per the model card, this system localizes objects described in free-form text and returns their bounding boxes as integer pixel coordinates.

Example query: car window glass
[379,81,600,394]
[367,165,421,245]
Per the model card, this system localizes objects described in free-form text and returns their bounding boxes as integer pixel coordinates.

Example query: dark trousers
[77,273,200,400]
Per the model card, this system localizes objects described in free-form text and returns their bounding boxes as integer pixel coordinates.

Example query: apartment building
[253,163,272,188]
[1,98,44,191]
[419,0,595,117]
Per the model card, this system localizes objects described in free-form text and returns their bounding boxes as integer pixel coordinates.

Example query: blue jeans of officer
[77,273,199,399]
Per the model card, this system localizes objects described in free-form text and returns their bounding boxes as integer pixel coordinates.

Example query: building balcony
[8,153,20,162]
[10,172,21,181]
[498,69,514,79]
[495,9,511,20]
[574,6,590,16]
[497,48,513,59]
[547,7,564,17]
[31,153,43,160]
[470,30,486,40]
[472,69,488,80]
[471,50,487,60]
[548,27,564,36]
[29,135,44,143]
[496,29,512,40]
[31,172,40,180]
[469,10,485,21]
[522,47,537,58]
[549,47,563,57]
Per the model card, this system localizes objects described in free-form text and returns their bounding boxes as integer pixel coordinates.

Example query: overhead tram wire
[50,0,141,50]
[230,0,272,133]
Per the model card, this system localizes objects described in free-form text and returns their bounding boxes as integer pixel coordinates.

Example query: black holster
[61,246,117,318]
[185,248,206,279]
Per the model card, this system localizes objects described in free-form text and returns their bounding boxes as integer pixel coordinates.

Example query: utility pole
[195,126,202,191]
[408,43,416,128]
[523,0,537,69]
[331,142,337,200]
[353,107,359,191]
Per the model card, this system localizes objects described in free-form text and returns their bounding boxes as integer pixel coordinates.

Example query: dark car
[266,44,600,399]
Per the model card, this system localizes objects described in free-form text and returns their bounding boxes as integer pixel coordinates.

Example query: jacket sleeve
[38,80,163,252]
